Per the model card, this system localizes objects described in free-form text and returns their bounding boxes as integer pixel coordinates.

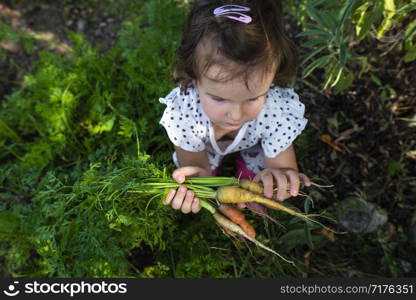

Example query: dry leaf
[334,124,363,143]
[319,134,346,153]
[320,228,336,242]
[406,150,416,160]
[304,250,312,269]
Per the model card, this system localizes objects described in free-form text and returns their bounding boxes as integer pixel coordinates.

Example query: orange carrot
[238,222,256,239]
[218,203,246,223]
[211,211,294,264]
[218,204,256,238]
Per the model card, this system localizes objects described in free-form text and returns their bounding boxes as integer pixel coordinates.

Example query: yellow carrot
[239,179,264,195]
[239,178,291,198]
[217,186,306,218]
[238,178,334,196]
[216,185,336,232]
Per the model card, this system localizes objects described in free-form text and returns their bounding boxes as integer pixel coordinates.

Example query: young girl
[159,0,311,214]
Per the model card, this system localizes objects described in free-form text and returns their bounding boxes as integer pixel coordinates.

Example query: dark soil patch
[0,0,122,101]
[295,25,416,275]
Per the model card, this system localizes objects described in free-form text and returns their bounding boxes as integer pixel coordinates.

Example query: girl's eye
[249,97,260,102]
[212,97,225,102]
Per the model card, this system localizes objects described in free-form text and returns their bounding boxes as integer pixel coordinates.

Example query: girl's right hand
[163,166,211,214]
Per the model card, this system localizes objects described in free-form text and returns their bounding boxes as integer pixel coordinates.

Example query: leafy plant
[1,0,314,278]
[287,0,416,91]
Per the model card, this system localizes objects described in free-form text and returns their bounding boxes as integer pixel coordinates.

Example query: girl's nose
[229,105,243,121]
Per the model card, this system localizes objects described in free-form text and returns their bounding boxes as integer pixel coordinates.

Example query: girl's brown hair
[174,0,298,91]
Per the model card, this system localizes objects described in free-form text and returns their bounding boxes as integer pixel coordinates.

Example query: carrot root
[218,204,256,238]
[212,211,294,265]
[217,186,305,218]
[218,203,246,224]
[239,179,264,195]
[216,185,338,232]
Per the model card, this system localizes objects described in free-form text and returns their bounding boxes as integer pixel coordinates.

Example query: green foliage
[287,0,416,92]
[0,0,178,277]
[0,22,38,54]
[0,0,186,169]
[1,0,311,278]
[0,154,174,277]
[115,0,188,160]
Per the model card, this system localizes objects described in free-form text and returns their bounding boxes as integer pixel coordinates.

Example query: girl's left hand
[253,168,311,202]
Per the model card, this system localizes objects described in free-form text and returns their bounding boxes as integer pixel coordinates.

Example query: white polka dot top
[159,84,308,171]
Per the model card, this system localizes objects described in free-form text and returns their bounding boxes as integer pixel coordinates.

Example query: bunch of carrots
[133,176,333,264]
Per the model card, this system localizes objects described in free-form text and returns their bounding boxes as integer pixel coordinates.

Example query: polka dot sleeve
[260,87,308,158]
[159,87,206,152]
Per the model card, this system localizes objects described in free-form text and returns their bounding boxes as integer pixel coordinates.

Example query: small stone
[76,19,86,33]
[336,197,388,234]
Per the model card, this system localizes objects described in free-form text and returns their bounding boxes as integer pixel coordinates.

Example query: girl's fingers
[299,173,311,187]
[171,186,187,210]
[163,189,176,205]
[172,166,206,183]
[191,198,201,214]
[181,190,194,214]
[285,170,300,197]
[236,203,247,209]
[271,171,288,202]
[252,173,261,183]
[258,171,274,198]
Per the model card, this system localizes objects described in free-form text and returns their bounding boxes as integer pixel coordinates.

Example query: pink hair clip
[213,5,252,24]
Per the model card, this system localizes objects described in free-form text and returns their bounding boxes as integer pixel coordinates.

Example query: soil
[0,0,121,97]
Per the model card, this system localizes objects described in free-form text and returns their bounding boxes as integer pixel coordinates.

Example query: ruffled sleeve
[259,86,308,158]
[159,87,207,152]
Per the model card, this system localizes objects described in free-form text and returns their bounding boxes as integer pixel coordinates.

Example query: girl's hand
[253,168,311,202]
[163,166,211,214]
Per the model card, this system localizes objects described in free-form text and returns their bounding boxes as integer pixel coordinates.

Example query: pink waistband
[211,154,257,180]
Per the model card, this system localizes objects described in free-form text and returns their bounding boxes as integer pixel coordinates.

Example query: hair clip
[213,5,252,24]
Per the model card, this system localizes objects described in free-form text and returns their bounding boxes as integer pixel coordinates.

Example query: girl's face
[195,64,275,131]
